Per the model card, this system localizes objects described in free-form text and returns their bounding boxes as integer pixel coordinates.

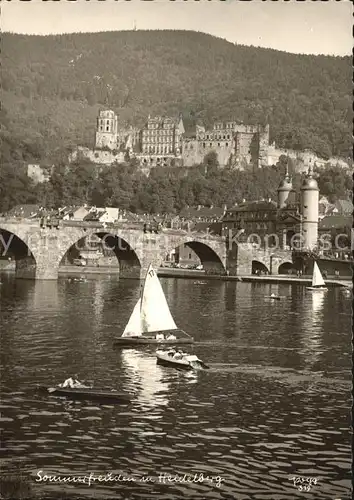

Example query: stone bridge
[226,242,293,276]
[0,218,228,280]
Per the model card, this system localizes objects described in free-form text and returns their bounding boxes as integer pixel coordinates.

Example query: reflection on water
[296,291,326,371]
[0,275,351,500]
[121,349,170,409]
[311,291,325,316]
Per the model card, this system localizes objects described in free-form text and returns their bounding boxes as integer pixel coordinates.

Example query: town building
[222,165,320,252]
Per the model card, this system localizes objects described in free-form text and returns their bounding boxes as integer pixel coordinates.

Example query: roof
[179,205,226,220]
[227,200,277,213]
[192,222,222,235]
[145,115,182,128]
[6,204,41,218]
[84,209,106,221]
[318,215,352,230]
[58,205,87,216]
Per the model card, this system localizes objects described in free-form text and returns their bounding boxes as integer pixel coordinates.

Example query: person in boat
[166,333,176,340]
[60,375,85,388]
[168,349,176,357]
[156,333,165,340]
[173,351,183,360]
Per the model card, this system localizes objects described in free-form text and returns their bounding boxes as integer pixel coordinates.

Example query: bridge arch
[163,237,226,275]
[0,228,37,279]
[58,230,143,279]
[252,260,269,275]
[278,261,296,275]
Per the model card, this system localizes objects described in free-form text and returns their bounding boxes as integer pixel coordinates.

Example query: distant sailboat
[306,262,327,291]
[114,264,194,346]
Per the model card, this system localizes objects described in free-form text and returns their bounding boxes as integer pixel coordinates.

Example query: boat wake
[204,364,351,386]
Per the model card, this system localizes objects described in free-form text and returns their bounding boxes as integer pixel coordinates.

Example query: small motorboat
[156,349,209,371]
[113,264,194,347]
[306,262,327,292]
[37,385,132,404]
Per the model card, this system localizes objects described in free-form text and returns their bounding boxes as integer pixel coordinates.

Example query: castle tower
[300,165,319,250]
[277,163,293,208]
[95,110,118,150]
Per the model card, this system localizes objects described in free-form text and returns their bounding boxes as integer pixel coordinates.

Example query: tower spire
[285,155,290,178]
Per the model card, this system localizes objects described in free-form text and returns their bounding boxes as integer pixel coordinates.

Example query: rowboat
[113,264,194,347]
[37,385,132,404]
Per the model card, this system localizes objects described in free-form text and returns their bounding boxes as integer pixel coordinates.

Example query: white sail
[122,298,142,337]
[140,264,178,333]
[312,262,326,288]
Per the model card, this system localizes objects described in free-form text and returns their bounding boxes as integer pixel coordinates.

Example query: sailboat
[113,264,194,347]
[306,262,327,291]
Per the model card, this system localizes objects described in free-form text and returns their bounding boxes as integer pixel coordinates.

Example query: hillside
[1,30,352,165]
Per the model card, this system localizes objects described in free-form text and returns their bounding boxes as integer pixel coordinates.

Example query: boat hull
[114,329,194,347]
[37,386,131,404]
[156,356,193,370]
[156,352,209,371]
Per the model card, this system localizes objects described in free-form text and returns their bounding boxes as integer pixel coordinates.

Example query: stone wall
[182,124,269,168]
[266,145,351,171]
[182,140,235,168]
[69,147,125,165]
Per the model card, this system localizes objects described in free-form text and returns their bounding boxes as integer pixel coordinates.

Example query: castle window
[223,135,226,139]
[106,126,109,131]
[210,143,212,147]
[203,143,205,148]
[218,143,220,147]
[100,126,103,131]
[226,143,228,147]
[206,135,209,139]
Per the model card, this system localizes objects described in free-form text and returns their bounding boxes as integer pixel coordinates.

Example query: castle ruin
[93,110,270,169]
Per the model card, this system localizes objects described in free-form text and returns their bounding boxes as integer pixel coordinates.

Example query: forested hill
[1,30,351,164]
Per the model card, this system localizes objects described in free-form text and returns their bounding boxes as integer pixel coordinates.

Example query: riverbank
[58,265,119,275]
[157,268,351,287]
[2,265,351,288]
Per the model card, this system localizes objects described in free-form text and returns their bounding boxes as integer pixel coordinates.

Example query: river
[0,274,351,500]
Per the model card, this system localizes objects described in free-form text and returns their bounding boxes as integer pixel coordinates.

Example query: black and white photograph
[0,0,352,499]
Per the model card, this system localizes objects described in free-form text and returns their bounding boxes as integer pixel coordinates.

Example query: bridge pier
[15,256,37,279]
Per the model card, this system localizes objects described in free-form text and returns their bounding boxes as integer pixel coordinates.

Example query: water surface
[0,275,351,499]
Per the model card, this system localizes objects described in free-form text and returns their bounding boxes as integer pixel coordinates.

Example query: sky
[1,0,352,56]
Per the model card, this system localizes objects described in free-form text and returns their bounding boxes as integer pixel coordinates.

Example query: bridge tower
[300,165,319,250]
[277,163,293,209]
